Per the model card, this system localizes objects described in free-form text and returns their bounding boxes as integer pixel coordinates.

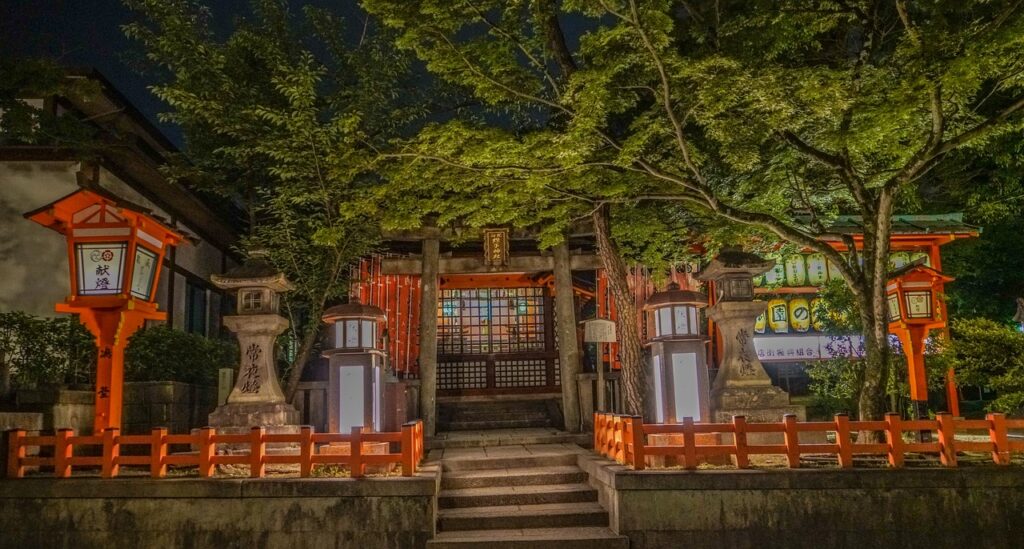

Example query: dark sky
[1,0,365,148]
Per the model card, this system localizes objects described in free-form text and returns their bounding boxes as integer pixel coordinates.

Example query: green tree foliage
[124,0,431,399]
[0,312,96,396]
[941,318,1024,415]
[124,325,237,386]
[362,0,1024,421]
[0,58,103,150]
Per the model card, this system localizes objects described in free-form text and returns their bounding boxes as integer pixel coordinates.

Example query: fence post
[935,413,957,467]
[5,430,25,479]
[783,414,800,468]
[351,426,364,478]
[54,429,73,478]
[732,416,749,469]
[102,428,120,479]
[987,413,1010,465]
[300,426,314,478]
[629,416,646,470]
[834,414,853,469]
[593,412,601,455]
[151,428,168,478]
[198,427,215,478]
[416,421,424,464]
[401,422,415,477]
[682,417,697,470]
[250,427,266,478]
[885,413,904,468]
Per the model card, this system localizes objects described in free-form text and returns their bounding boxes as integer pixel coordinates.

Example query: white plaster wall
[1,161,232,329]
[0,161,80,316]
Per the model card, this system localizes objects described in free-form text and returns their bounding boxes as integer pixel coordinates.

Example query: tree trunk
[285,312,323,404]
[0,349,10,402]
[591,205,646,416]
[853,190,896,440]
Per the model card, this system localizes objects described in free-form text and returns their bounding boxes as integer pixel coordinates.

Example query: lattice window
[438,361,487,390]
[553,358,560,386]
[438,287,546,355]
[494,359,548,388]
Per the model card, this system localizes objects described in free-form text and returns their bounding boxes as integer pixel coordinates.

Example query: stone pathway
[426,441,627,548]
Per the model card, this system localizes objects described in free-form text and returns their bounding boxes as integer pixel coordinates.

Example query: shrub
[940,318,1024,415]
[0,311,95,392]
[124,325,237,386]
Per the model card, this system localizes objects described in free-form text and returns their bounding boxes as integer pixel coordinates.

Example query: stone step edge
[438,501,607,519]
[428,526,627,542]
[440,453,579,471]
[439,483,597,499]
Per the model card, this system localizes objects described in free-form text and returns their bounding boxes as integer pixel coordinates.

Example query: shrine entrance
[436,275,561,396]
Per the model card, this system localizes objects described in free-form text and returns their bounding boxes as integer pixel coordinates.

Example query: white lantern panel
[345,320,360,347]
[652,355,664,423]
[671,352,702,421]
[887,294,901,321]
[130,246,158,299]
[689,307,699,336]
[338,365,365,432]
[360,320,375,348]
[905,291,932,318]
[76,242,127,295]
[673,305,689,335]
[658,308,672,338]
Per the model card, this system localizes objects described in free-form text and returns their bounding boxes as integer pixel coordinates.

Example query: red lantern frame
[886,261,954,419]
[26,189,183,432]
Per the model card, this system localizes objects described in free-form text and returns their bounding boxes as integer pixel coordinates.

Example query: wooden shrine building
[337,216,978,436]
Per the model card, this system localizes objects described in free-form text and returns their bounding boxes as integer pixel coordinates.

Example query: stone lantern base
[208,401,301,432]
[710,385,805,424]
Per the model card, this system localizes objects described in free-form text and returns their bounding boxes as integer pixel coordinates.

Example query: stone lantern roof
[322,297,386,322]
[210,250,294,292]
[643,282,708,310]
[696,250,775,281]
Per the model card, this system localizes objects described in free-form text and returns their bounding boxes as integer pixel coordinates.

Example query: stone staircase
[427,445,627,549]
[437,399,556,431]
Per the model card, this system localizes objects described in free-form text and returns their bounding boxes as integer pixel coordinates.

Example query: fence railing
[5,421,424,479]
[594,412,1024,470]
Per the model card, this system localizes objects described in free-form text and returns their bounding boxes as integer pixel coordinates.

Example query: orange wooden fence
[594,412,1024,470]
[5,421,424,479]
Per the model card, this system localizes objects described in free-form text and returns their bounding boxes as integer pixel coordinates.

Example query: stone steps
[441,452,579,472]
[427,527,628,549]
[439,482,598,508]
[440,417,552,431]
[430,441,627,549]
[437,399,558,432]
[442,465,587,489]
[438,502,611,531]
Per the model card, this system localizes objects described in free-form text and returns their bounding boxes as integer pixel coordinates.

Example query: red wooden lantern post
[25,189,183,432]
[885,260,954,420]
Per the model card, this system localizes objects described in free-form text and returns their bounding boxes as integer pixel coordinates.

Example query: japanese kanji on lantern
[25,188,183,432]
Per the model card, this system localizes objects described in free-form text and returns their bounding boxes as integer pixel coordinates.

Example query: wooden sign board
[483,228,509,267]
[583,319,616,342]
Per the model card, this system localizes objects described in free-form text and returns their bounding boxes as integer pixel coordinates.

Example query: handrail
[593,412,1023,470]
[5,420,425,480]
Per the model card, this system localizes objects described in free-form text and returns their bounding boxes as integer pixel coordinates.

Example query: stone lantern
[208,251,300,434]
[697,251,805,423]
[643,283,710,423]
[322,298,387,433]
[886,260,954,419]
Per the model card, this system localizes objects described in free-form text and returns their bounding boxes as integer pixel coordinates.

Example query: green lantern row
[754,251,931,288]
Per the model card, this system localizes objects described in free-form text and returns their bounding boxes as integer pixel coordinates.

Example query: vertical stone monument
[208,251,301,436]
[697,250,805,423]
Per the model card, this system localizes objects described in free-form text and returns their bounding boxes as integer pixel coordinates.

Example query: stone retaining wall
[0,473,439,549]
[579,454,1024,549]
[12,382,216,435]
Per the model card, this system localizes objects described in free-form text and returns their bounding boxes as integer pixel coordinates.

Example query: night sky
[1,0,365,148]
